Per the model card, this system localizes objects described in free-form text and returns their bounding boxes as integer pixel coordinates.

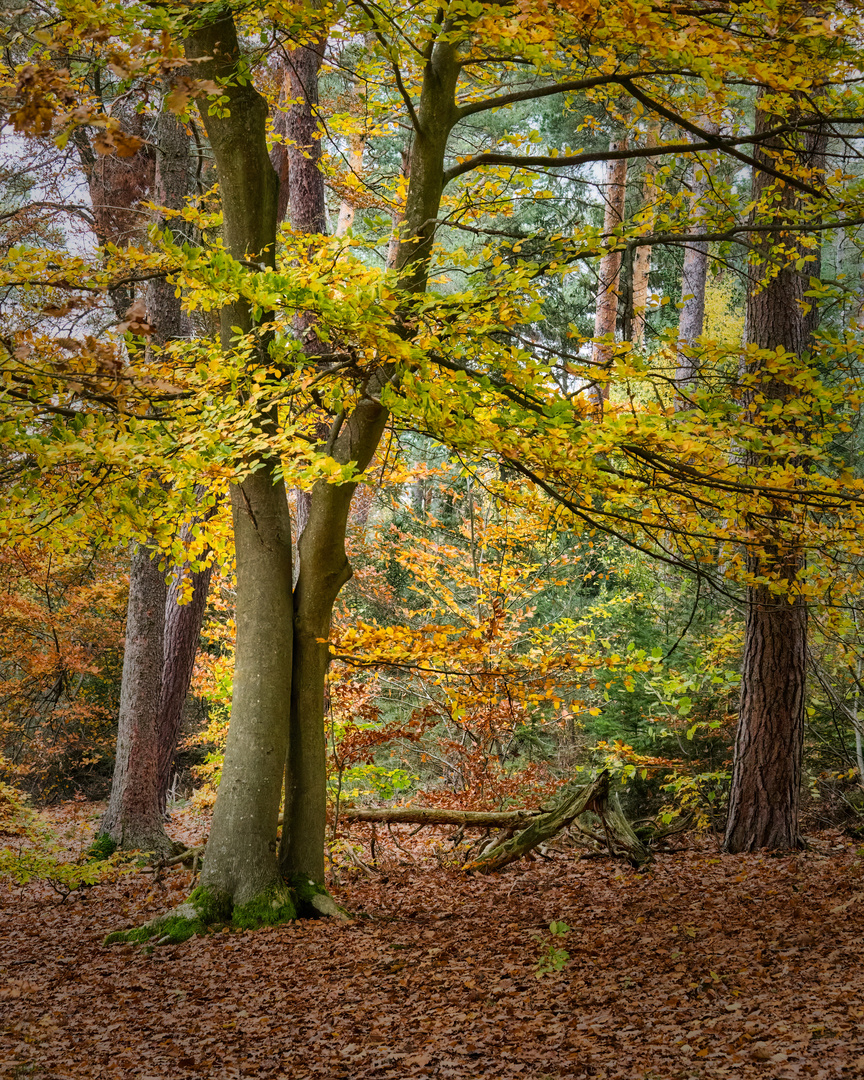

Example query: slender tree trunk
[632,124,658,346]
[724,101,808,853]
[101,544,172,855]
[675,126,718,407]
[591,138,628,405]
[280,35,460,884]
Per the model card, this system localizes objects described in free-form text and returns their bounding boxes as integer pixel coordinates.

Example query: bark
[464,772,649,872]
[675,126,718,407]
[156,549,214,813]
[73,109,155,320]
[200,474,293,905]
[146,104,192,343]
[632,124,658,346]
[724,100,809,854]
[102,108,198,850]
[183,12,292,906]
[279,34,461,884]
[591,138,628,405]
[101,544,171,855]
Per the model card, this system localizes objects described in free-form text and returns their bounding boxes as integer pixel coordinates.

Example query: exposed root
[104,877,348,946]
[104,886,231,946]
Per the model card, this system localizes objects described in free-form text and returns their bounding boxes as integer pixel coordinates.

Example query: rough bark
[591,138,628,405]
[101,544,171,856]
[101,109,196,852]
[724,100,808,854]
[156,549,214,813]
[146,104,192,343]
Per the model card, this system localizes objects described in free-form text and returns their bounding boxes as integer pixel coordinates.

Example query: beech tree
[7,0,864,950]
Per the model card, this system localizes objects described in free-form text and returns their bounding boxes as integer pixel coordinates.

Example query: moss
[104,877,348,946]
[231,882,297,930]
[104,886,231,946]
[285,873,350,920]
[86,833,117,861]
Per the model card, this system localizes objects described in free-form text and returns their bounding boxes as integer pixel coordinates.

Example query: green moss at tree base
[86,833,117,861]
[104,878,348,947]
[231,882,297,929]
[103,886,232,946]
[285,874,350,920]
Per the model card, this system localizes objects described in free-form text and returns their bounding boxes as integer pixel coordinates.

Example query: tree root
[104,877,347,947]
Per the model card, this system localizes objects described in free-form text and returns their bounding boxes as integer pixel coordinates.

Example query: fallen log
[340,807,541,827]
[156,772,651,873]
[462,771,650,872]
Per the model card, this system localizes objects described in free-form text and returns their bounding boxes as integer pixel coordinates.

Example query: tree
[100,105,214,853]
[723,92,811,852]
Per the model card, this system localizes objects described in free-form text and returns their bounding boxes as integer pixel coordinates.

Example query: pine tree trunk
[101,106,195,852]
[725,577,806,851]
[101,544,172,855]
[724,100,808,853]
[156,552,213,812]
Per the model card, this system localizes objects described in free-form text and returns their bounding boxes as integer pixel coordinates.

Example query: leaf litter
[2,803,864,1080]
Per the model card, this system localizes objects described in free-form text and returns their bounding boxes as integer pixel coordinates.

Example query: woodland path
[1,810,863,1080]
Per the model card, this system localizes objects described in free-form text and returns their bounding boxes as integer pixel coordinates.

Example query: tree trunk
[632,123,658,346]
[675,127,717,407]
[101,106,197,851]
[101,544,171,856]
[180,12,296,916]
[279,34,460,884]
[724,101,809,853]
[725,578,807,851]
[199,473,293,906]
[145,106,213,816]
[591,138,628,405]
[156,549,213,813]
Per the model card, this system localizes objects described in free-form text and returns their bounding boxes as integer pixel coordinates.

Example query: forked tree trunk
[724,100,808,854]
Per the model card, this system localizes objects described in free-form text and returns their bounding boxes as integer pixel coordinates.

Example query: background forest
[3,0,864,913]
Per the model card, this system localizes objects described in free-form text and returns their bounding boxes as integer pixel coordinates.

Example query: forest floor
[1,803,863,1080]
